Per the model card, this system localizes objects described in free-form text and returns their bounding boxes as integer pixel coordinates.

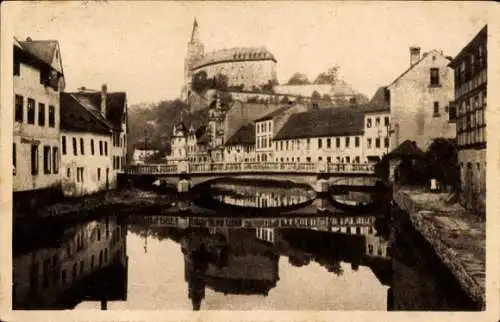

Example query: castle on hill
[182,18,278,102]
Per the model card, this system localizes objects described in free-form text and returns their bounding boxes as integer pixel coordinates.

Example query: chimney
[26,37,32,42]
[409,46,421,66]
[101,84,107,116]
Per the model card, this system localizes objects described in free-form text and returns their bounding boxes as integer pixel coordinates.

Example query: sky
[8,1,491,106]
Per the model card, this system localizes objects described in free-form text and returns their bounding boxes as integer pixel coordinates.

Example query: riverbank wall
[393,187,485,309]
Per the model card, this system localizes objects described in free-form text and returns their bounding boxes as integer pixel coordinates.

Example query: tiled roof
[225,123,255,146]
[60,93,112,135]
[254,106,290,122]
[274,107,365,140]
[192,47,276,69]
[70,91,127,130]
[389,140,425,159]
[359,86,390,114]
[19,40,59,68]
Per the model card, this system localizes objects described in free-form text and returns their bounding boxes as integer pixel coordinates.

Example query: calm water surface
[12,181,477,311]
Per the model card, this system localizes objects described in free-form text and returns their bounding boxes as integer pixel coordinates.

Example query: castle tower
[184,18,205,97]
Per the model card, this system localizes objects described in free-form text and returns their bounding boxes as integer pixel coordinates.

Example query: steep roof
[193,47,276,69]
[388,49,452,88]
[274,107,365,140]
[359,86,390,114]
[70,91,127,130]
[225,123,255,146]
[254,106,290,122]
[388,140,425,159]
[19,39,60,70]
[60,93,112,135]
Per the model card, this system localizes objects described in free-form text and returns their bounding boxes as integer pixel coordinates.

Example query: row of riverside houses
[13,37,128,213]
[168,44,457,166]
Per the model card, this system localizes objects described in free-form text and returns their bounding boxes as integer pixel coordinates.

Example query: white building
[60,92,113,197]
[132,148,160,165]
[362,87,392,162]
[13,37,65,206]
[224,123,256,162]
[167,121,210,165]
[387,46,456,151]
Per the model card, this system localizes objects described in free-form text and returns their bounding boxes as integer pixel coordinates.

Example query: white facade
[255,119,274,162]
[363,112,391,161]
[225,144,255,163]
[132,148,159,165]
[273,135,364,164]
[60,132,113,197]
[13,53,62,193]
[388,48,456,151]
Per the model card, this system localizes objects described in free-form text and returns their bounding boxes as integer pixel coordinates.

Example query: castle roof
[274,107,365,140]
[192,47,276,70]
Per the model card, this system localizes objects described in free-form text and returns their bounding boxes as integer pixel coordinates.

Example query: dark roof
[360,87,390,114]
[225,123,255,146]
[69,91,127,130]
[388,140,425,159]
[195,125,207,140]
[448,25,487,68]
[19,40,59,68]
[192,47,276,70]
[60,93,112,135]
[254,106,290,122]
[274,107,365,140]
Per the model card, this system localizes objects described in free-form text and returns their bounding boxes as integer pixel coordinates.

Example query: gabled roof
[69,91,127,130]
[18,39,63,73]
[359,86,390,114]
[225,123,255,146]
[254,106,290,122]
[388,49,452,88]
[60,93,112,135]
[274,107,365,140]
[388,140,425,159]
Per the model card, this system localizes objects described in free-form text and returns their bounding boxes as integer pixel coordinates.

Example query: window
[104,142,108,156]
[306,157,311,162]
[433,101,440,116]
[67,168,71,178]
[318,156,322,162]
[31,144,39,175]
[355,137,360,147]
[345,137,350,148]
[99,141,103,155]
[367,138,372,149]
[80,138,85,155]
[48,105,55,127]
[62,136,67,155]
[366,118,372,128]
[43,146,51,174]
[327,138,331,148]
[53,147,59,174]
[38,103,45,126]
[14,60,20,75]
[355,156,360,163]
[13,143,16,175]
[384,117,389,127]
[15,95,23,122]
[97,168,101,181]
[336,138,340,148]
[375,117,380,126]
[345,156,350,163]
[318,139,322,149]
[91,139,95,155]
[27,98,35,124]
[384,137,390,148]
[73,138,78,155]
[327,157,331,163]
[430,68,440,86]
[375,138,381,148]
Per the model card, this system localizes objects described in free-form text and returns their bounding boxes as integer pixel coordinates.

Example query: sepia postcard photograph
[0,1,499,321]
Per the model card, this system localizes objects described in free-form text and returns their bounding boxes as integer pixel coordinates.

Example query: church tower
[183,18,205,100]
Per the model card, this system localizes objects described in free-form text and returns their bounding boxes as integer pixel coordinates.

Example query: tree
[424,138,460,191]
[311,90,321,101]
[286,72,310,85]
[322,94,332,102]
[192,71,209,92]
[280,96,290,104]
[314,66,340,84]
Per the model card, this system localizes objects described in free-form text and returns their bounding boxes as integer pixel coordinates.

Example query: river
[11,180,478,311]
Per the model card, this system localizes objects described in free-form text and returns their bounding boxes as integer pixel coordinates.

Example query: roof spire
[190,17,200,44]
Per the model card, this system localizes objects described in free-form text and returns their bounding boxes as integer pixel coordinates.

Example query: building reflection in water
[211,183,315,208]
[140,213,392,311]
[13,215,128,310]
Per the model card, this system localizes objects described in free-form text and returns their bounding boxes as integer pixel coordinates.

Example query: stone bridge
[120,161,381,192]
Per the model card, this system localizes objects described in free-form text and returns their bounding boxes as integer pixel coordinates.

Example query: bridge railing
[124,162,375,175]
